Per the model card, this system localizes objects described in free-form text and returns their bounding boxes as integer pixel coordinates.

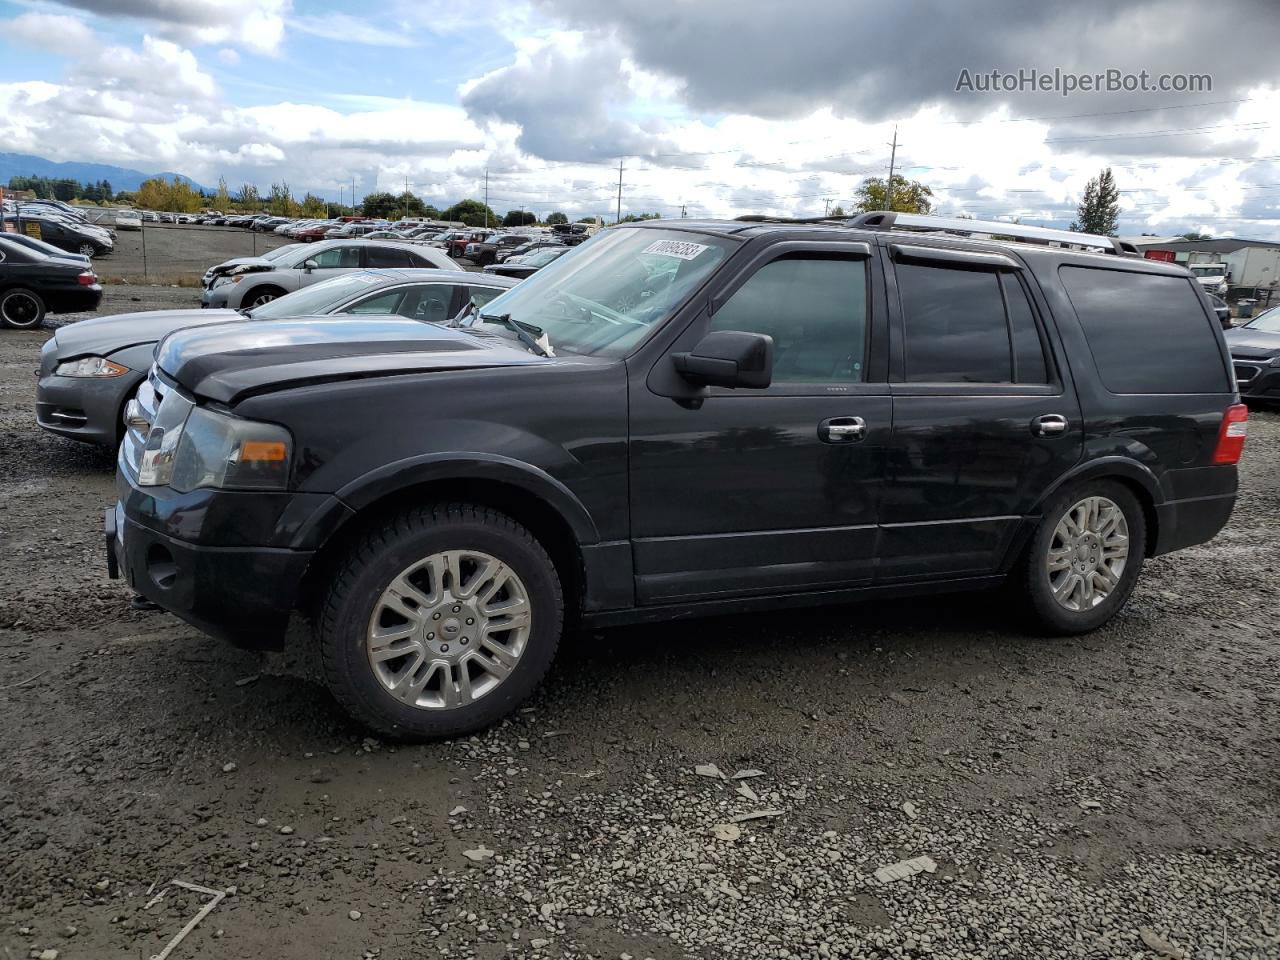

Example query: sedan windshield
[248,272,386,318]
[465,227,733,357]
[1245,305,1280,333]
[522,247,568,267]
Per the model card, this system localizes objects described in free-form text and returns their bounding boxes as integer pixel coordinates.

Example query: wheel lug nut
[432,612,440,620]
[453,605,461,612]
[441,644,449,653]
[466,618,475,625]
[461,638,469,645]
[427,632,434,640]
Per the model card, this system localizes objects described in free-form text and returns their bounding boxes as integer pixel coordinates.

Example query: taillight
[77,271,96,285]
[1212,403,1248,465]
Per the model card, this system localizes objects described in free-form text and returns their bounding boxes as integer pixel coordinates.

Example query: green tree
[618,212,660,223]
[577,217,598,223]
[1070,167,1120,236]
[503,209,537,227]
[214,176,232,211]
[442,199,500,227]
[545,211,568,225]
[268,181,299,216]
[829,204,846,217]
[236,183,261,210]
[301,193,327,217]
[854,175,934,214]
[1180,230,1210,241]
[360,191,400,219]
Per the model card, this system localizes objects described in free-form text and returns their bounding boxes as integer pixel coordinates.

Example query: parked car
[36,269,516,446]
[1225,305,1280,402]
[496,238,566,264]
[324,223,383,240]
[294,221,340,242]
[1208,293,1232,328]
[114,210,143,231]
[202,243,304,289]
[0,232,91,265]
[4,211,113,257]
[200,239,462,309]
[465,233,530,266]
[106,212,1246,738]
[0,235,102,329]
[483,245,570,279]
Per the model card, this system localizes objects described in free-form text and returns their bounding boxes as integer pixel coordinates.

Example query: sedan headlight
[55,356,130,378]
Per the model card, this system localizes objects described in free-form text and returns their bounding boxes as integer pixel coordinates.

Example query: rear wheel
[318,504,563,739]
[1022,480,1145,635]
[0,288,46,329]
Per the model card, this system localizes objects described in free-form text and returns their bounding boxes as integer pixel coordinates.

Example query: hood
[54,308,242,358]
[155,316,548,404]
[208,256,277,279]
[1224,326,1280,357]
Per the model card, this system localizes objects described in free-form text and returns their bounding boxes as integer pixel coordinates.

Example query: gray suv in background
[200,239,462,309]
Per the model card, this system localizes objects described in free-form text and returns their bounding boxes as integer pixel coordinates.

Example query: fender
[332,452,601,545]
[1030,454,1165,517]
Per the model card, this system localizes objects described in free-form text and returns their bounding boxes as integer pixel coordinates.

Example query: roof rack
[734,214,846,225]
[847,211,1139,256]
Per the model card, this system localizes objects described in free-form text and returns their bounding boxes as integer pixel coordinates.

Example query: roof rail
[847,211,1137,256]
[734,214,846,225]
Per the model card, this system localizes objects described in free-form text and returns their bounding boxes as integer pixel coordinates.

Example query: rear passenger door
[880,243,1082,580]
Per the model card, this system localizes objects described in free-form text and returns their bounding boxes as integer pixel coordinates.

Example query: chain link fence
[90,223,294,285]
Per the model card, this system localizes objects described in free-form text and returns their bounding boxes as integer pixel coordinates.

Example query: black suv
[108,212,1245,738]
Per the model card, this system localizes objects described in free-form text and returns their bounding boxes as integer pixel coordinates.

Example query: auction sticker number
[643,239,709,261]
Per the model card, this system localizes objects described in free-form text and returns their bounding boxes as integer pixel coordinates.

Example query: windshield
[1190,265,1225,277]
[249,272,384,319]
[261,244,301,262]
[464,227,733,357]
[1245,305,1280,333]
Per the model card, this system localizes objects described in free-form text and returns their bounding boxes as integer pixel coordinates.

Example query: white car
[114,211,143,231]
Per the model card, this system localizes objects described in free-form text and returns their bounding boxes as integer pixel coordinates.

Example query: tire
[318,503,564,739]
[1021,480,1146,635]
[243,285,285,308]
[78,242,98,258]
[0,288,46,329]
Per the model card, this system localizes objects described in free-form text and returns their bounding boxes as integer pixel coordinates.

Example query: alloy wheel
[1046,495,1130,611]
[366,549,532,710]
[249,292,277,306]
[1,291,41,328]
[78,243,97,258]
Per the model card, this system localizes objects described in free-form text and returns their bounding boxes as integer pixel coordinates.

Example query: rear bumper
[45,286,103,314]
[1152,492,1236,556]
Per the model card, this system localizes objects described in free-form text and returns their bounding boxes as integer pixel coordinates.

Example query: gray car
[36,269,515,447]
[200,239,462,310]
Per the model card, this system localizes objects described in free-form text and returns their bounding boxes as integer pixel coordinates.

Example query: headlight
[169,406,292,492]
[1269,356,1280,367]
[56,356,129,378]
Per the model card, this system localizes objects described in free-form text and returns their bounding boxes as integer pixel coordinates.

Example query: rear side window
[896,263,1050,384]
[366,246,413,268]
[1059,267,1228,394]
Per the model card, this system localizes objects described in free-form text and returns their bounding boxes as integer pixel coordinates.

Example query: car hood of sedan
[155,316,550,404]
[1224,327,1280,356]
[53,308,243,359]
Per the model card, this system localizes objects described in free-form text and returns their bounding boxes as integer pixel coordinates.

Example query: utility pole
[616,158,624,224]
[680,203,687,219]
[352,174,357,215]
[885,125,899,213]
[483,169,489,228]
[824,198,832,216]
[404,175,410,220]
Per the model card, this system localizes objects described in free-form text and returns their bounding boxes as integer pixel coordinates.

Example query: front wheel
[318,504,564,739]
[77,242,98,258]
[0,287,47,329]
[1021,481,1146,635]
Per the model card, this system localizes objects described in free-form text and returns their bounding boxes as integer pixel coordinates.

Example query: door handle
[819,416,866,443]
[1031,414,1069,438]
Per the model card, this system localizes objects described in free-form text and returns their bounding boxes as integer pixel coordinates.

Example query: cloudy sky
[3,0,1280,236]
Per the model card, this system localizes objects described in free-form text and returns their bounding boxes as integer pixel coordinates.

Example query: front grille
[121,367,167,473]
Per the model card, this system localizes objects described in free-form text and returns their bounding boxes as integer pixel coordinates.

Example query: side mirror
[302,259,317,272]
[672,330,773,389]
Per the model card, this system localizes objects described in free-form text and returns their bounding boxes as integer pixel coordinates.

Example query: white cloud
[291,12,419,47]
[55,0,290,53]
[216,47,240,65]
[6,12,97,56]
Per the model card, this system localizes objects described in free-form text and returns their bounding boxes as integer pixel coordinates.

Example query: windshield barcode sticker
[643,239,710,260]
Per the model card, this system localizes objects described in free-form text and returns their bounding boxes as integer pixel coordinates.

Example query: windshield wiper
[477,312,552,357]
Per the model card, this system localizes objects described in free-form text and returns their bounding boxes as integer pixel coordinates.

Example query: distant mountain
[0,153,209,193]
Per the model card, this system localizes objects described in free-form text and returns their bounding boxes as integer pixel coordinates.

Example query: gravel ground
[1,287,1278,960]
[92,223,291,284]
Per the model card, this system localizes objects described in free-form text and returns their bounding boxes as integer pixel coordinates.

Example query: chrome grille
[121,366,167,473]
[1230,356,1267,387]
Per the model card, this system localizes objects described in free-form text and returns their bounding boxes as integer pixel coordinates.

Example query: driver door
[628,242,891,603]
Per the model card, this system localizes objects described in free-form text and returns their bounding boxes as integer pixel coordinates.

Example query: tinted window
[343,290,406,315]
[397,285,454,325]
[406,249,440,268]
[708,256,867,383]
[467,285,507,313]
[366,246,412,268]
[1059,266,1229,394]
[898,264,1010,382]
[311,245,363,268]
[1002,274,1049,383]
